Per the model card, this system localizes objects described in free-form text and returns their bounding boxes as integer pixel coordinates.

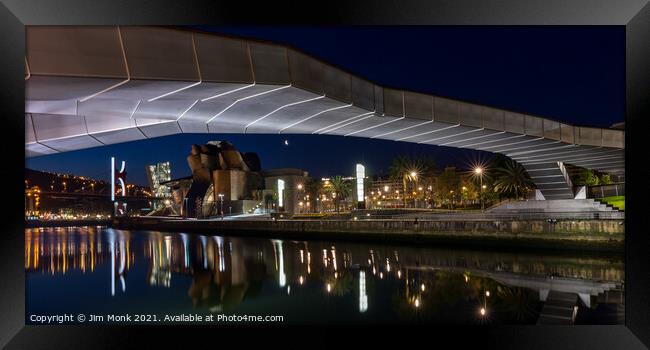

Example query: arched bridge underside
[25,26,624,200]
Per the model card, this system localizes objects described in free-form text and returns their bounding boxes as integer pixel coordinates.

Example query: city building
[157,141,309,217]
[145,162,172,206]
[24,185,40,217]
[263,168,310,214]
[365,175,439,209]
[366,177,407,209]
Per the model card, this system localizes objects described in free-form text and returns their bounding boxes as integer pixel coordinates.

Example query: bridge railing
[586,183,625,198]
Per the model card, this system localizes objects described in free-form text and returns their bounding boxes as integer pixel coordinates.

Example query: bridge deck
[24,26,625,200]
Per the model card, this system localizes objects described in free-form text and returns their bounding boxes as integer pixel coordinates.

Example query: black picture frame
[1,0,648,348]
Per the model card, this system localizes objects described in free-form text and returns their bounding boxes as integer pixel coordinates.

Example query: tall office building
[146,162,172,198]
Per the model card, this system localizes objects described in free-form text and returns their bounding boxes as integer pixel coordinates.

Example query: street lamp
[407,170,419,208]
[474,167,484,210]
[218,193,225,219]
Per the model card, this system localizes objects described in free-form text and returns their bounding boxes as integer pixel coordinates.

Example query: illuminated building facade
[366,178,407,209]
[365,176,438,209]
[146,162,172,199]
[25,186,41,217]
[263,169,310,214]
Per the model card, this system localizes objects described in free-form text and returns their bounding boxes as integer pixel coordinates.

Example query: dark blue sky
[27,26,625,186]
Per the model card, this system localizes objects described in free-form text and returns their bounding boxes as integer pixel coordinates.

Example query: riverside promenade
[25,218,111,228]
[112,215,624,252]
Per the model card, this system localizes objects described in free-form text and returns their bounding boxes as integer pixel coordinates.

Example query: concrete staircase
[488,199,624,219]
[537,291,578,325]
[595,198,623,211]
[597,287,625,324]
[368,199,624,220]
[617,301,625,324]
[523,161,575,200]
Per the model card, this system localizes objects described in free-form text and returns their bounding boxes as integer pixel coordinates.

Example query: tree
[459,179,478,206]
[492,159,535,199]
[575,169,600,186]
[436,167,461,208]
[304,177,323,213]
[389,155,436,208]
[599,174,612,185]
[326,176,352,213]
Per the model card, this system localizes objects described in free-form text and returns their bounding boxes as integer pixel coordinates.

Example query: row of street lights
[179,166,487,217]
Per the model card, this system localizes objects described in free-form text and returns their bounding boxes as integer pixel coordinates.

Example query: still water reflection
[25,227,624,325]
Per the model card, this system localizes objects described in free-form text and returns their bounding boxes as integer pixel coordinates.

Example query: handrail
[557,161,574,195]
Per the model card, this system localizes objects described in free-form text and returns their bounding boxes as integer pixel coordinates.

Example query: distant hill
[25,168,150,195]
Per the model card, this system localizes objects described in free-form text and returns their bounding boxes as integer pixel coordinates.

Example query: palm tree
[304,177,323,213]
[389,155,435,208]
[327,176,352,213]
[492,159,535,199]
[493,286,539,322]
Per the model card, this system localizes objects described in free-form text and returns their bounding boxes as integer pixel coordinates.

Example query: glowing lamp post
[475,167,484,210]
[218,193,224,219]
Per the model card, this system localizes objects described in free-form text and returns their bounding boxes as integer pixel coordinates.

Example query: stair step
[544,304,574,311]
[537,315,574,325]
[548,300,577,308]
[540,312,573,320]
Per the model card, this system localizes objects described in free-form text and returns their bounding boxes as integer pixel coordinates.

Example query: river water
[25,226,624,325]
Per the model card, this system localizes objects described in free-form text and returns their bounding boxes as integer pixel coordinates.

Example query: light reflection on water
[25,226,624,325]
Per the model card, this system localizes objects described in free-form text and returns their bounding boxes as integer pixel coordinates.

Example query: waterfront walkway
[114,214,625,252]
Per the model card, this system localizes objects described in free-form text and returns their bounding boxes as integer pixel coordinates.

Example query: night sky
[26,26,625,186]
